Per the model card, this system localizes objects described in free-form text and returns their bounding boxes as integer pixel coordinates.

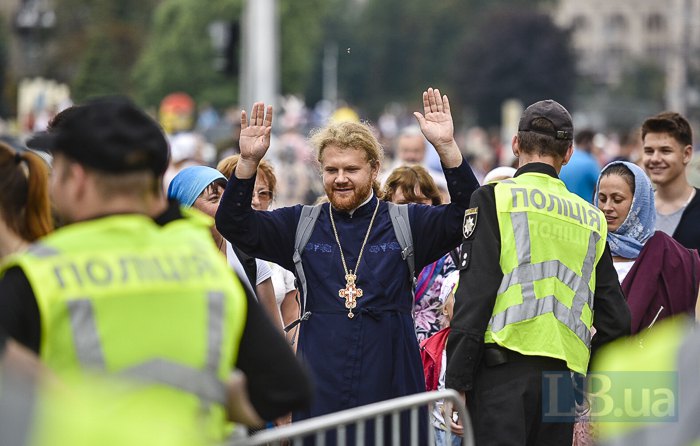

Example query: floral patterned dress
[414,252,457,343]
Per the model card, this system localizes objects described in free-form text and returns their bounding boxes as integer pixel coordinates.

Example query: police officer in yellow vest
[0,329,268,445]
[445,100,631,445]
[0,97,311,442]
[591,315,699,446]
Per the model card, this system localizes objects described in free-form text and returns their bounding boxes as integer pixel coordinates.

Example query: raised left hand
[414,87,455,150]
[413,87,462,168]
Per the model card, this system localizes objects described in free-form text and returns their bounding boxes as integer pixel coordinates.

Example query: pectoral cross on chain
[338,271,363,319]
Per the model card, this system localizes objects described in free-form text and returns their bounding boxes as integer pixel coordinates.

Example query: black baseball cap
[27,97,170,176]
[518,100,574,141]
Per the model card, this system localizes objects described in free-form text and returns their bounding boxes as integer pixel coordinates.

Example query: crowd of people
[0,86,698,446]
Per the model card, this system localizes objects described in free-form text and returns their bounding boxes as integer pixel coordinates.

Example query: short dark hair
[641,112,692,147]
[574,129,595,148]
[517,118,572,158]
[199,179,227,199]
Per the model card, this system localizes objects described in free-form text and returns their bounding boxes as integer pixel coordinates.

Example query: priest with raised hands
[215,88,479,426]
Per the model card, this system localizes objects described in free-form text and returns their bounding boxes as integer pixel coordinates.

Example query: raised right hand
[239,102,273,163]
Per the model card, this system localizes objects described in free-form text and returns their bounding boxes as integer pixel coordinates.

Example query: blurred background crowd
[0,0,699,199]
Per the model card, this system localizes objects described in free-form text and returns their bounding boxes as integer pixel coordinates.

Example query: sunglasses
[253,190,273,202]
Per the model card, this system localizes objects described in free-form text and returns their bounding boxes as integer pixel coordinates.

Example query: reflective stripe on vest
[490,211,599,346]
[488,173,606,374]
[26,243,60,258]
[66,291,228,406]
[1,213,247,437]
[67,299,106,367]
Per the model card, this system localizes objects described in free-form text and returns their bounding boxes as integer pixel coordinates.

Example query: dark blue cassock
[216,159,478,421]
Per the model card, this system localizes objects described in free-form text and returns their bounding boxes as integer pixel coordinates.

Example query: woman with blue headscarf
[595,161,699,333]
[168,166,283,331]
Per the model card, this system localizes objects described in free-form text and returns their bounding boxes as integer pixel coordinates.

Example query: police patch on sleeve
[462,207,478,239]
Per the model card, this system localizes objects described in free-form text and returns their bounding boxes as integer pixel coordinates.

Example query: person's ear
[562,143,574,165]
[511,135,520,158]
[683,144,692,165]
[72,164,90,200]
[370,160,381,181]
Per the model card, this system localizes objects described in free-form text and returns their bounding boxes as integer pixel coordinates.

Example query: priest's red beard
[326,180,373,212]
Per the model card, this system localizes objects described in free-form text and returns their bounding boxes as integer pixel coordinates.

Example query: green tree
[452,6,575,127]
[131,0,242,109]
[329,0,462,116]
[306,0,552,119]
[279,0,328,95]
[49,0,158,101]
[71,34,122,101]
[132,0,328,108]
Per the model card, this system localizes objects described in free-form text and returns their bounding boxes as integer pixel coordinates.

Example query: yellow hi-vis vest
[592,316,697,446]
[1,210,247,440]
[486,172,607,374]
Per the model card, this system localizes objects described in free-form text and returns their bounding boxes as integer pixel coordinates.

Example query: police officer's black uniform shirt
[0,200,312,420]
[445,162,631,392]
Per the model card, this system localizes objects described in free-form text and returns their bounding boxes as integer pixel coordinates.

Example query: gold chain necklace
[329,198,380,318]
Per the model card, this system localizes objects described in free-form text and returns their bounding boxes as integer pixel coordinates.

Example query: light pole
[239,0,279,111]
[322,42,338,111]
[13,0,55,77]
[665,0,692,114]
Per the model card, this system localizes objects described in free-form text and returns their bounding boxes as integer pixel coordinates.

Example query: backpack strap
[230,244,258,293]
[290,201,415,328]
[388,202,415,290]
[293,204,323,315]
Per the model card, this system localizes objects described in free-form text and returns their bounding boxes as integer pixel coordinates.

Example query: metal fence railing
[229,389,474,446]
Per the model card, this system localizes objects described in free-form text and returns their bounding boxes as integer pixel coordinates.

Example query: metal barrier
[230,389,474,446]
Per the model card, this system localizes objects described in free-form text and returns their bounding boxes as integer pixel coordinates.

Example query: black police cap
[518,99,574,141]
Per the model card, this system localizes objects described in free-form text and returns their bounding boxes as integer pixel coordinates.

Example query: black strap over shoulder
[231,245,258,291]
